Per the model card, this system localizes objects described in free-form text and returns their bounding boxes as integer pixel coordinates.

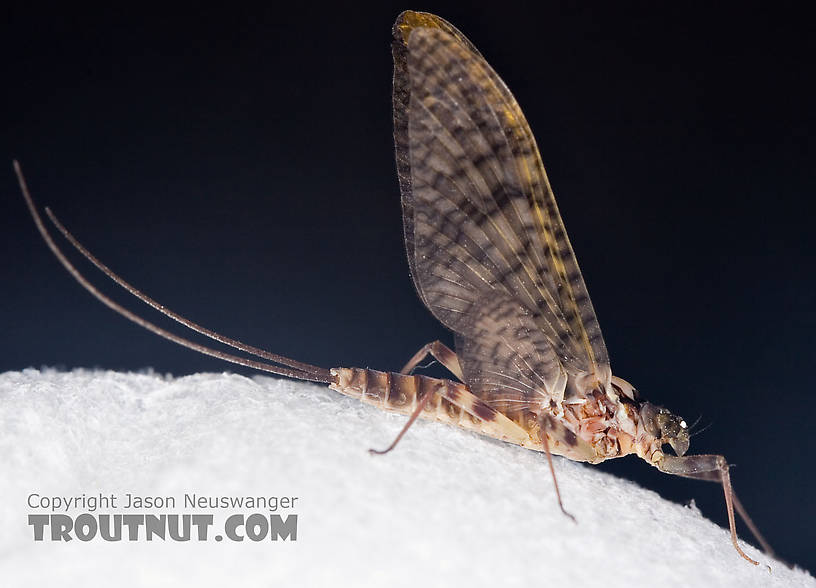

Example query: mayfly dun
[15,10,773,565]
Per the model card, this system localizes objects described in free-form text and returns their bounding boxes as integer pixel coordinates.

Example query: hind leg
[400,340,463,381]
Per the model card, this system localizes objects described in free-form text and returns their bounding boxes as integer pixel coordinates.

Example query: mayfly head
[639,402,690,457]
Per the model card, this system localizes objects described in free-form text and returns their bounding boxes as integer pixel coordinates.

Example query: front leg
[658,454,766,564]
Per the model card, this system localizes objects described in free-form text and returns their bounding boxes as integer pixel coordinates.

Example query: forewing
[392,12,611,405]
[453,292,568,421]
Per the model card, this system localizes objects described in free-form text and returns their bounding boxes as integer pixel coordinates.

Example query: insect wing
[392,12,611,407]
[452,291,568,421]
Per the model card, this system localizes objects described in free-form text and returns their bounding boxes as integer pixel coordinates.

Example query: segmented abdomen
[329,366,602,462]
[329,367,510,438]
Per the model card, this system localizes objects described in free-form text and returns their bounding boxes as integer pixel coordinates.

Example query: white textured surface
[0,369,812,587]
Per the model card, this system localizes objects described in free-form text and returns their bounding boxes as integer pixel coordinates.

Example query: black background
[3,1,814,571]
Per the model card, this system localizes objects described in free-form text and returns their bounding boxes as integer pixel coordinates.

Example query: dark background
[2,1,814,570]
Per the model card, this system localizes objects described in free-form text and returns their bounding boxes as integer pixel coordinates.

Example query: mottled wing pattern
[453,292,568,420]
[392,11,611,409]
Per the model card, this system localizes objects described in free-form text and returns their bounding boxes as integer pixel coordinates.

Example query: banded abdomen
[330,367,600,462]
[331,367,550,450]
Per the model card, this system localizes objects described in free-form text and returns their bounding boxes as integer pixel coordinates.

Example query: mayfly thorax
[15,10,774,565]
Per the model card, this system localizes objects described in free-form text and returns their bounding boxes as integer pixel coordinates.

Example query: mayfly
[16,10,773,564]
